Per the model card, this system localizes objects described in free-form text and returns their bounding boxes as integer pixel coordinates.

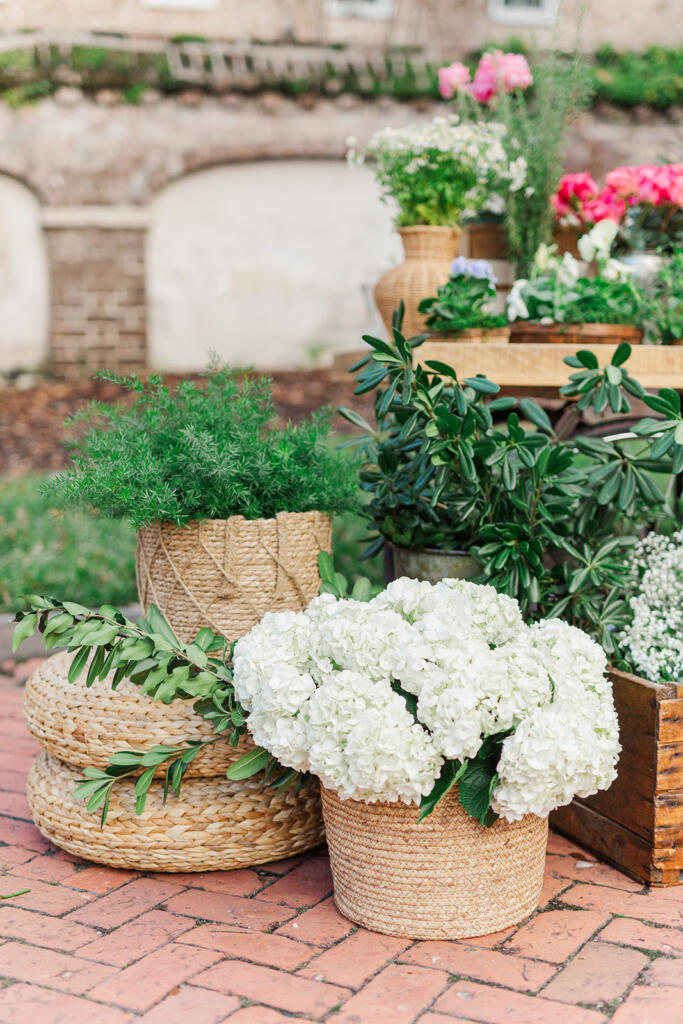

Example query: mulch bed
[0,370,373,476]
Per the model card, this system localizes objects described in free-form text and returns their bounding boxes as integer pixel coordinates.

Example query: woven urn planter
[374,226,460,340]
[321,786,547,939]
[24,652,325,871]
[25,511,332,871]
[510,323,643,346]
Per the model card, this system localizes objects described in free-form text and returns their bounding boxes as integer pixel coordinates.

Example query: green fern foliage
[49,366,358,529]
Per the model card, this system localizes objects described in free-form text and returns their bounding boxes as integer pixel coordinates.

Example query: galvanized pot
[388,544,480,585]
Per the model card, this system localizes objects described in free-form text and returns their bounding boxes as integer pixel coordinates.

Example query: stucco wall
[0,177,48,373]
[147,160,400,370]
[0,0,679,51]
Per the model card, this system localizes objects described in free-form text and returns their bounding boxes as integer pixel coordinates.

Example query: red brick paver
[2,682,683,1022]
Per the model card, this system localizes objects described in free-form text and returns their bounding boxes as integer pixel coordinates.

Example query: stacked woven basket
[24,511,331,871]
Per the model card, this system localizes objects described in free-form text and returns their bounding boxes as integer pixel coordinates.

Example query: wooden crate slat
[417,342,683,390]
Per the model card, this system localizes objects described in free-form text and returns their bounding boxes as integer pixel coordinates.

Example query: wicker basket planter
[374,226,460,341]
[28,752,323,872]
[321,786,547,939]
[460,222,580,261]
[551,668,683,886]
[510,323,643,346]
[136,511,332,643]
[25,511,332,871]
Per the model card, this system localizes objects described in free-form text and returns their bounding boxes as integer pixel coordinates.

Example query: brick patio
[1,671,683,1023]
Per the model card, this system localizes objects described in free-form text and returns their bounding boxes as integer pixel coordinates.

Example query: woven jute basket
[510,323,643,346]
[374,226,460,341]
[321,785,548,939]
[23,651,244,777]
[136,511,332,643]
[27,752,324,872]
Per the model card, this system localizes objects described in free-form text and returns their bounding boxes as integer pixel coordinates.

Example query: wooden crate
[417,341,683,391]
[551,669,683,886]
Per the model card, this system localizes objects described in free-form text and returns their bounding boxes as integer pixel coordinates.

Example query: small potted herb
[51,365,358,643]
[348,115,526,339]
[418,257,509,343]
[507,221,644,345]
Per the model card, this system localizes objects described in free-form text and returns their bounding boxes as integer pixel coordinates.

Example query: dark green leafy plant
[340,310,681,653]
[418,266,507,335]
[647,251,683,343]
[49,365,358,529]
[515,275,644,327]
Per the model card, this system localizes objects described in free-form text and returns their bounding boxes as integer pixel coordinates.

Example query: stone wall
[0,92,679,377]
[0,0,680,53]
[44,212,147,377]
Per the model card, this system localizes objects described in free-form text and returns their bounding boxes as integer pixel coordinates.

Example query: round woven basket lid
[23,650,246,777]
[27,751,325,872]
[321,784,548,940]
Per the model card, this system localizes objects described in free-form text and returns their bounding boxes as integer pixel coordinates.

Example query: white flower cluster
[620,530,683,683]
[233,578,620,821]
[351,116,527,221]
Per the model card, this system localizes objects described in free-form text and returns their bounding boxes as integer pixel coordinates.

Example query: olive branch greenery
[13,553,371,826]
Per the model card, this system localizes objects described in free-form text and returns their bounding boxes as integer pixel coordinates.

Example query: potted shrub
[348,115,526,339]
[227,575,619,938]
[52,366,357,643]
[340,317,682,647]
[17,366,358,870]
[507,221,645,345]
[341,321,683,883]
[418,257,509,344]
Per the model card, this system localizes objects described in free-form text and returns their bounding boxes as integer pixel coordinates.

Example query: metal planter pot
[388,544,480,585]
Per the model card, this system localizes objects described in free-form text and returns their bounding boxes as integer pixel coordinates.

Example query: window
[489,0,558,26]
[139,0,218,10]
[325,0,395,19]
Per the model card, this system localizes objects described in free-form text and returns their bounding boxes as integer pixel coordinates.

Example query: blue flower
[450,256,497,284]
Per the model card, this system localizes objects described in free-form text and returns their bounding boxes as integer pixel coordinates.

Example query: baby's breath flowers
[620,530,683,683]
[348,115,526,228]
[232,578,619,824]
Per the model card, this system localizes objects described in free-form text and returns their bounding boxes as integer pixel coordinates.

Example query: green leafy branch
[560,343,645,414]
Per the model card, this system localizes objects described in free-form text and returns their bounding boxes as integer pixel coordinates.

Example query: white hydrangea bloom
[620,530,683,683]
[232,577,620,819]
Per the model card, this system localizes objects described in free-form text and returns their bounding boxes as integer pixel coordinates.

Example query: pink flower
[468,50,533,104]
[553,172,599,217]
[605,165,642,199]
[438,61,471,99]
[581,187,626,225]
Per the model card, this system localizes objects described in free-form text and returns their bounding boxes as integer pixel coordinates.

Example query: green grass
[0,476,381,615]
[0,475,137,613]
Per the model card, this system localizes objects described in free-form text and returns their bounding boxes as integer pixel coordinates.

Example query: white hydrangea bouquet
[347,115,526,229]
[232,576,620,827]
[620,529,683,684]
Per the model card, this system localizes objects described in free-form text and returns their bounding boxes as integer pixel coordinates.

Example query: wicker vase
[321,786,548,939]
[24,652,326,872]
[510,323,643,346]
[136,511,332,643]
[374,226,460,340]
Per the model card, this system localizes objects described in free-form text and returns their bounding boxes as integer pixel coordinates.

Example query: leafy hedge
[0,40,681,109]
